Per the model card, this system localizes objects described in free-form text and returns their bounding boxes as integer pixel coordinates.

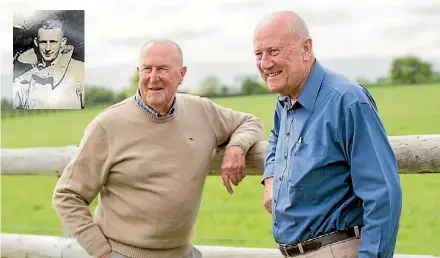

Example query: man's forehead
[254,33,287,49]
[254,24,294,47]
[256,20,292,37]
[38,28,63,38]
[141,52,178,66]
[141,44,182,65]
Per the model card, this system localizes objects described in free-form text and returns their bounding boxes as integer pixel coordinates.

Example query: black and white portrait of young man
[13,10,85,109]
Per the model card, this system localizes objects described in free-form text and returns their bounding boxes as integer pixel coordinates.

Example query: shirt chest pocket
[291,140,328,158]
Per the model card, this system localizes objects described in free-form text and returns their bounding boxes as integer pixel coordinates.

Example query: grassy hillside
[1,83,440,255]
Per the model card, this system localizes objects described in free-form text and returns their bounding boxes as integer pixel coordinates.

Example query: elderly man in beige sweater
[52,39,264,258]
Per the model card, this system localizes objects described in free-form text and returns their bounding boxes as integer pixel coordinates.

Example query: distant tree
[230,86,242,95]
[125,71,139,96]
[1,99,13,110]
[85,86,117,106]
[391,56,435,84]
[220,85,231,96]
[376,77,392,85]
[240,75,269,95]
[114,90,128,102]
[199,76,223,97]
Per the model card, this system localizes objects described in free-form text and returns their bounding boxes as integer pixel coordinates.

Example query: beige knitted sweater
[52,93,264,258]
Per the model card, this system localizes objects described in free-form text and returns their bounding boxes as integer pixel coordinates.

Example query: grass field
[1,83,440,255]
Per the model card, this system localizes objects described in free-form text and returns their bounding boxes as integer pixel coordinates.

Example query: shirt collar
[278,59,326,112]
[135,88,176,117]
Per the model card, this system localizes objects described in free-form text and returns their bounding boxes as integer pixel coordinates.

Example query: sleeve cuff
[76,225,112,258]
[227,138,253,154]
[261,164,275,185]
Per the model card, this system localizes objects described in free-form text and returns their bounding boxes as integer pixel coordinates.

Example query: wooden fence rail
[1,233,439,258]
[1,134,440,176]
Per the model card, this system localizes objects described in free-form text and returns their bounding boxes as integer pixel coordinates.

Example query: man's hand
[263,177,274,213]
[221,145,246,194]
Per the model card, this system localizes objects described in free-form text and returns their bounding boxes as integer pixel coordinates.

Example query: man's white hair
[139,39,183,66]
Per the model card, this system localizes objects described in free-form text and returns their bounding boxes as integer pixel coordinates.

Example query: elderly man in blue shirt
[254,11,403,258]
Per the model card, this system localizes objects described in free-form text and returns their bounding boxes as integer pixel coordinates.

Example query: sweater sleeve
[201,97,265,153]
[52,119,112,258]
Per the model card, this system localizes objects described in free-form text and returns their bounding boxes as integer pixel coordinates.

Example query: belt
[279,226,362,257]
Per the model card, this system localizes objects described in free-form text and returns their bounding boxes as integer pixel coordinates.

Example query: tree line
[1,55,439,110]
[356,55,440,86]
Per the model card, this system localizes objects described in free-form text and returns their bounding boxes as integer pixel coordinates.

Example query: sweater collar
[134,88,176,118]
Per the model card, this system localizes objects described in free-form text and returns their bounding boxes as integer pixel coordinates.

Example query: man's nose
[260,54,274,70]
[150,69,160,81]
[45,44,51,51]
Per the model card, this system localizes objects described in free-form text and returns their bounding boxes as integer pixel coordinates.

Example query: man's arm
[343,100,402,258]
[201,97,264,193]
[52,119,112,258]
[202,97,264,154]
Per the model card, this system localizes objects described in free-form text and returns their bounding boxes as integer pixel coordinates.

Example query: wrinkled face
[137,43,186,110]
[35,28,66,62]
[253,21,311,96]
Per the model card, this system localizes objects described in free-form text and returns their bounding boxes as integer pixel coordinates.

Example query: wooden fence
[1,134,440,258]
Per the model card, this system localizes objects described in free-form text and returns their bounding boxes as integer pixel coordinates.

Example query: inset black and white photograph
[12,10,85,109]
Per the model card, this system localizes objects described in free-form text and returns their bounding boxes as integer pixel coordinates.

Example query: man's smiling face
[35,27,65,63]
[137,41,187,113]
[253,18,310,96]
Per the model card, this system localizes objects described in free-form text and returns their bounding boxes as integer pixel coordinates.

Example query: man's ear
[61,37,67,48]
[33,37,38,47]
[302,37,313,61]
[180,66,187,81]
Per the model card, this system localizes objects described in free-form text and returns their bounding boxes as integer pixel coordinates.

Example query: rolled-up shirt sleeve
[343,100,402,258]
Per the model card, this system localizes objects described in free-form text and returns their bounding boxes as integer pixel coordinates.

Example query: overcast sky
[1,0,439,99]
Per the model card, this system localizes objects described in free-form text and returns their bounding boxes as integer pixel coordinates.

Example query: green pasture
[1,83,440,255]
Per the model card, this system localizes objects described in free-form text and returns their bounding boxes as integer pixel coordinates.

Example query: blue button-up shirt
[134,88,176,117]
[263,60,402,258]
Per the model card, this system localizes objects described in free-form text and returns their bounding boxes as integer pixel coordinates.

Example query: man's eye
[270,49,280,55]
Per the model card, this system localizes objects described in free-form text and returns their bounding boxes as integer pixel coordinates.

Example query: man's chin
[42,57,55,63]
[268,84,284,94]
[145,96,166,106]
